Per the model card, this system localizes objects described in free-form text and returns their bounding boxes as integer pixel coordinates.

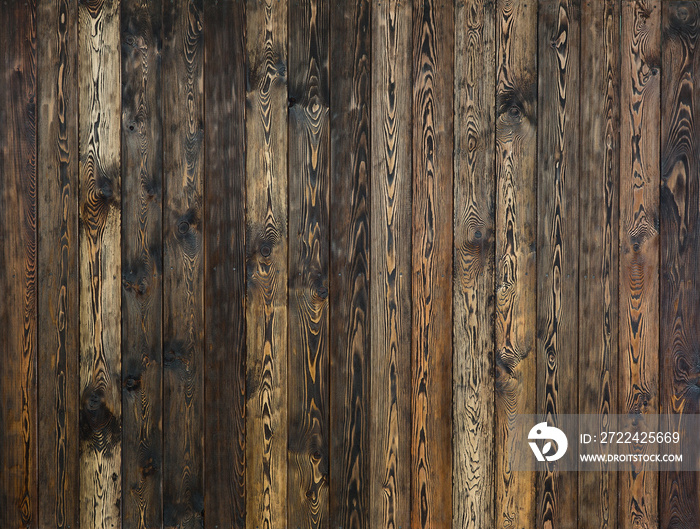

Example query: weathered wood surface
[287,1,331,528]
[329,1,371,529]
[619,1,661,528]
[162,0,204,527]
[453,0,495,528]
[78,1,122,527]
[370,2,413,529]
[537,0,580,527]
[204,1,246,528]
[3,2,700,528]
[661,2,700,527]
[579,0,620,527]
[120,1,163,526]
[1,1,37,528]
[37,0,79,528]
[244,0,287,528]
[494,0,537,527]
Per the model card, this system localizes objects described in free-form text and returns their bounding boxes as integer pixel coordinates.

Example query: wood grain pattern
[579,0,620,527]
[203,1,247,527]
[619,1,660,528]
[121,1,163,527]
[162,0,204,527]
[244,1,287,528]
[537,1,579,527]
[329,1,371,529]
[37,0,79,527]
[0,1,37,527]
[411,1,453,528]
[287,0,330,527]
[77,1,122,527]
[660,2,700,527]
[370,1,412,529]
[453,0,495,527]
[494,0,537,527]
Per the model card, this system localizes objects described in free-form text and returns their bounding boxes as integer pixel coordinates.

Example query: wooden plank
[0,1,37,527]
[162,0,205,526]
[452,0,495,527]
[660,2,700,527]
[287,0,330,526]
[37,0,79,527]
[619,1,660,528]
[411,0,453,528]
[494,0,537,527]
[369,1,412,529]
[536,0,579,527]
[203,0,247,527]
[244,1,287,528]
[77,0,122,527]
[329,0,371,528]
[121,0,163,527]
[578,0,620,527]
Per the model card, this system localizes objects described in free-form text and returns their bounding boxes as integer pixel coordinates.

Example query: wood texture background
[1,0,700,528]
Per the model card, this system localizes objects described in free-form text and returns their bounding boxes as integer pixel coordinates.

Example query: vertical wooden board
[0,1,37,527]
[121,0,163,527]
[203,1,247,527]
[287,0,330,526]
[162,0,204,527]
[494,0,537,527]
[37,0,79,527]
[77,1,122,527]
[660,2,700,527]
[578,0,620,527]
[536,0,579,527]
[369,1,412,529]
[245,1,287,528]
[619,1,660,528]
[411,1,453,528]
[453,0,495,527]
[329,1,371,529]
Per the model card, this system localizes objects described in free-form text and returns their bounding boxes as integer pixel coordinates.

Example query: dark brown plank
[287,0,330,526]
[162,0,205,526]
[452,0,495,526]
[536,0,580,527]
[411,1,453,528]
[77,1,122,527]
[369,1,412,528]
[619,1,660,528]
[37,0,79,527]
[0,1,37,527]
[494,0,537,527]
[244,1,287,527]
[204,0,246,527]
[329,0,371,528]
[660,2,700,527]
[579,0,620,527]
[121,1,163,526]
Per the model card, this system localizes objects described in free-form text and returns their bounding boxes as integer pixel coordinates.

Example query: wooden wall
[1,0,699,528]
